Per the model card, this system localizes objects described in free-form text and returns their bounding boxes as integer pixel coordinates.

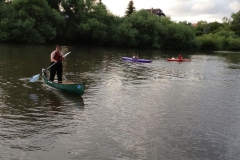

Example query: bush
[163,23,198,50]
[197,34,224,50]
[227,37,240,50]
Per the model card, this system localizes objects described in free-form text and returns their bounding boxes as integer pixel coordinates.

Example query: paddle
[29,52,71,82]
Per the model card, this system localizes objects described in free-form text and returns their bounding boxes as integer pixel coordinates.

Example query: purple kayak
[122,57,152,63]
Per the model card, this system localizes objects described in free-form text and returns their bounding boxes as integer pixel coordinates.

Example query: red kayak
[167,58,191,62]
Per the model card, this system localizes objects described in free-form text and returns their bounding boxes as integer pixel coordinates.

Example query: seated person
[133,53,138,59]
[178,54,183,60]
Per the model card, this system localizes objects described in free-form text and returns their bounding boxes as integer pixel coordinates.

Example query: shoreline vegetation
[0,0,240,51]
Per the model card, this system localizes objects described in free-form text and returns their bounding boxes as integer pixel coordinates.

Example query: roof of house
[144,8,166,16]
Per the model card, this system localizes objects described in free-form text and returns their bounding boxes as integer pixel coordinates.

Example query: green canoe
[42,70,85,96]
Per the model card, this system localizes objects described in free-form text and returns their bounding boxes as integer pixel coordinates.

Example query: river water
[0,44,240,160]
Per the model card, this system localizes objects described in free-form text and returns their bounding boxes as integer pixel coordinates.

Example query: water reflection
[45,93,63,112]
[29,94,38,103]
[1,44,240,160]
[42,84,85,109]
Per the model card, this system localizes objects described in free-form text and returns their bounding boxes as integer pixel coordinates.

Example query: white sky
[101,0,240,23]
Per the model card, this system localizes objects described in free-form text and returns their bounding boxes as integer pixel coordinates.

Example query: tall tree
[0,0,65,43]
[230,10,240,36]
[208,21,223,33]
[61,0,103,42]
[222,16,231,30]
[125,0,135,16]
[46,0,61,11]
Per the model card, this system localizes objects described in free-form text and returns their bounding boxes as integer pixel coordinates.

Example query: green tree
[0,0,65,43]
[197,34,224,50]
[125,0,136,16]
[214,30,238,49]
[194,20,209,36]
[127,10,163,48]
[222,16,231,24]
[179,21,192,26]
[230,10,240,36]
[208,21,223,33]
[110,16,138,47]
[221,16,232,31]
[46,0,62,11]
[0,1,14,41]
[227,37,240,50]
[164,23,198,49]
[61,0,113,43]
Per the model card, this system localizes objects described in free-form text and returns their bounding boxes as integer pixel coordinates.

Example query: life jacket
[54,51,62,61]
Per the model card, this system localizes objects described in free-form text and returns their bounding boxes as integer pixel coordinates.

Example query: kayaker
[49,45,65,83]
[133,53,138,59]
[178,54,183,61]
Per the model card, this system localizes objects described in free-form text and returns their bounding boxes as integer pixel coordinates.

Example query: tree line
[0,0,240,50]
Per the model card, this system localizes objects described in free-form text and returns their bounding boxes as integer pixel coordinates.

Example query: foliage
[222,16,232,30]
[230,10,240,36]
[109,10,198,50]
[0,1,14,41]
[60,0,111,43]
[126,10,162,48]
[77,18,108,44]
[112,10,163,48]
[208,22,223,33]
[0,0,65,43]
[196,30,240,50]
[0,0,239,51]
[46,0,61,11]
[110,18,138,47]
[197,34,224,50]
[178,21,192,26]
[125,0,136,16]
[214,30,238,49]
[164,23,198,50]
[193,21,223,35]
[227,37,240,50]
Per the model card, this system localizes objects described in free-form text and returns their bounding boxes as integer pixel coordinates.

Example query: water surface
[0,44,240,160]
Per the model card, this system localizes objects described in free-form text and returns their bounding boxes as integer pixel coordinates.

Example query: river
[0,43,240,160]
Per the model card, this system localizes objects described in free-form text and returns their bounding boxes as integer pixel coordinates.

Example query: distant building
[144,8,166,17]
[192,23,197,27]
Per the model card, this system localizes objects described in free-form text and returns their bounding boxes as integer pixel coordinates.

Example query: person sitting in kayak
[133,53,138,59]
[178,54,183,61]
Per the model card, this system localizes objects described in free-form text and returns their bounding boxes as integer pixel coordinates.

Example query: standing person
[49,45,65,83]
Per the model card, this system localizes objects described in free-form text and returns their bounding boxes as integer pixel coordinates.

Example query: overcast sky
[101,0,240,23]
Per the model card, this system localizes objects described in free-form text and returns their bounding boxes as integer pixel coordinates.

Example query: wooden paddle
[29,52,71,82]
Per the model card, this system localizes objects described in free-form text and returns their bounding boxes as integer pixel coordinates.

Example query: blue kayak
[122,57,152,63]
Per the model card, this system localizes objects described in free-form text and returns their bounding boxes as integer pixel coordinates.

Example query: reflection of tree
[0,91,85,154]
[1,85,85,152]
[50,87,85,109]
[45,93,63,112]
[215,52,240,65]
